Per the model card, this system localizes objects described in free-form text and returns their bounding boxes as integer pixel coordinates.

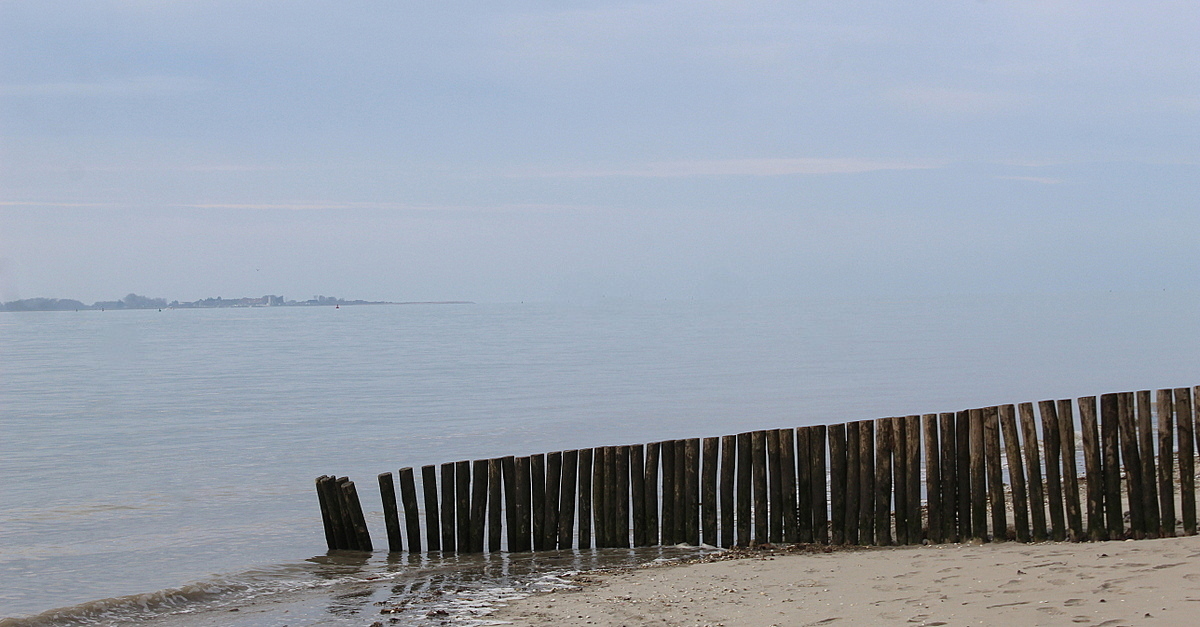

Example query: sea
[2,292,1198,625]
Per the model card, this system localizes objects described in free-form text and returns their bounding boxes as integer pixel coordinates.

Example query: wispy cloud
[0,76,208,97]
[514,157,944,178]
[889,87,1033,115]
[995,175,1063,185]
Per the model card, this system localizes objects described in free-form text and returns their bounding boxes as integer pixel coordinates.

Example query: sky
[1,1,1197,304]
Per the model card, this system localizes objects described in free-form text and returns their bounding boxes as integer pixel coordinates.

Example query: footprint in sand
[1063,598,1084,606]
[1181,572,1200,581]
[1036,606,1065,615]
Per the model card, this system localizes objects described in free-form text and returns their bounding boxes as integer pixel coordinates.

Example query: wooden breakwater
[316,387,1200,553]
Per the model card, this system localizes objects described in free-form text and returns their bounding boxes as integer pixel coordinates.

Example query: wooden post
[1019,403,1047,542]
[683,439,699,546]
[892,417,908,545]
[780,428,799,544]
[796,426,813,543]
[1100,394,1123,538]
[845,422,861,545]
[378,472,403,553]
[1039,401,1066,541]
[399,467,422,552]
[577,448,594,549]
[939,413,957,543]
[922,414,941,544]
[530,454,547,550]
[1157,390,1176,537]
[829,423,847,544]
[502,456,518,551]
[488,458,503,552]
[1057,399,1084,541]
[1176,387,1196,535]
[660,440,676,546]
[702,437,719,546]
[983,407,1006,541]
[605,446,619,548]
[315,476,345,550]
[736,432,752,546]
[969,408,987,541]
[1116,393,1145,539]
[422,465,441,551]
[545,452,563,550]
[439,463,456,551]
[1078,396,1105,541]
[1136,391,1159,538]
[514,456,532,552]
[767,429,784,543]
[673,440,686,543]
[874,417,893,546]
[592,447,607,548]
[999,405,1030,543]
[559,450,579,550]
[470,459,489,552]
[341,479,373,551]
[455,460,471,551]
[859,420,876,545]
[336,478,361,550]
[905,415,921,544]
[811,425,829,544]
[955,410,971,541]
[720,435,736,548]
[752,430,769,544]
[617,445,632,548]
[644,442,660,547]
[630,445,646,547]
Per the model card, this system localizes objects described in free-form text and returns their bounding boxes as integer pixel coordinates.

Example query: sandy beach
[490,536,1200,626]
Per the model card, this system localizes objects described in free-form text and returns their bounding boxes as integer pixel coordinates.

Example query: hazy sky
[1,1,1197,303]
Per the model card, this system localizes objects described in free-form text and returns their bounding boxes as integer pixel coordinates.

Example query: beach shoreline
[489,535,1200,626]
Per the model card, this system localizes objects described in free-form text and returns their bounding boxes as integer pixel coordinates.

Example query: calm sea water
[2,293,1197,624]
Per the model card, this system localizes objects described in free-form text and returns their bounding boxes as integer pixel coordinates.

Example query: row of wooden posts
[316,387,1200,553]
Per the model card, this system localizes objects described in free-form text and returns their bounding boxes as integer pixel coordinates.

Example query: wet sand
[490,535,1200,626]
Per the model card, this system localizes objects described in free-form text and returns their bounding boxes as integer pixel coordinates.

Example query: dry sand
[489,536,1200,626]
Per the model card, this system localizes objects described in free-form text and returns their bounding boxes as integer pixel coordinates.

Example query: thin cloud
[515,157,944,178]
[0,76,208,97]
[889,87,1033,115]
[995,175,1063,185]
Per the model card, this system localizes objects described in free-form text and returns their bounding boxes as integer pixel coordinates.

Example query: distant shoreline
[1,293,474,312]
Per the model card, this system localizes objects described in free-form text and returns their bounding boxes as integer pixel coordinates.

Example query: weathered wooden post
[922,414,941,544]
[874,417,893,546]
[560,449,579,549]
[378,472,403,553]
[720,434,737,547]
[829,423,847,545]
[999,405,1030,543]
[1177,387,1196,535]
[1019,403,1047,542]
[752,430,769,544]
[859,419,876,545]
[1135,391,1159,538]
[1078,396,1105,541]
[702,437,719,546]
[1157,390,1176,537]
[470,459,489,552]
[845,422,861,545]
[736,432,752,546]
[1117,393,1145,539]
[577,448,594,549]
[421,465,441,551]
[398,467,422,552]
[938,413,956,542]
[1057,399,1084,541]
[1039,401,1066,541]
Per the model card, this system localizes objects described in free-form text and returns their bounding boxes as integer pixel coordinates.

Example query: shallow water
[2,293,1197,622]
